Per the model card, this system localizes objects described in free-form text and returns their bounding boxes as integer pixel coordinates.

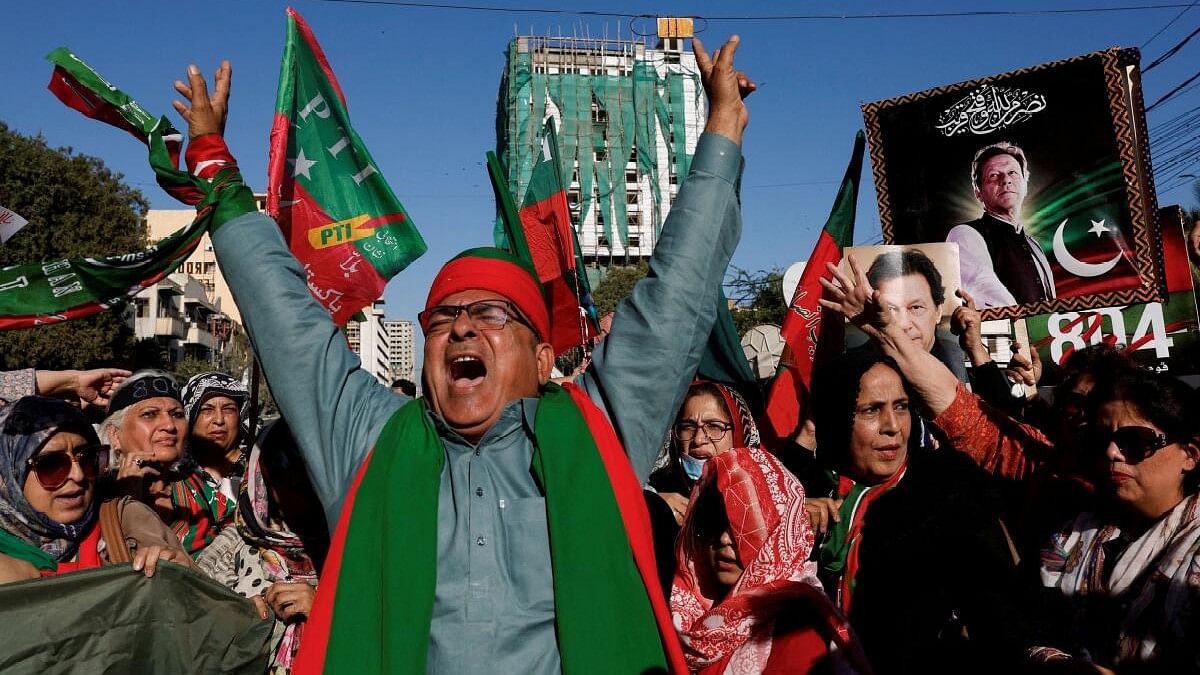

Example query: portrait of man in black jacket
[946,142,1056,308]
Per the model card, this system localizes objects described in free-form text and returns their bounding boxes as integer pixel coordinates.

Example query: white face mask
[679,453,707,481]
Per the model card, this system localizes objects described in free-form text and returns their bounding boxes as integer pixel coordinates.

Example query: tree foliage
[589,263,788,339]
[592,261,649,316]
[0,122,148,369]
[726,267,786,337]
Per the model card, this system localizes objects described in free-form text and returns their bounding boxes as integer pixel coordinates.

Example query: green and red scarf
[0,49,251,331]
[167,472,235,557]
[819,462,908,615]
[296,382,685,674]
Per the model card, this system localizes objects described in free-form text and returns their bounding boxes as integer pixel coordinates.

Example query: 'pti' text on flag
[267,8,426,326]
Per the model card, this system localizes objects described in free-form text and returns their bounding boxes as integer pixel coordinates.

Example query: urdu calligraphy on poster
[935,84,1048,137]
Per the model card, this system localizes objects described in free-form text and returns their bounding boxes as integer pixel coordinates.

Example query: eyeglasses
[1083,425,1172,464]
[674,421,733,443]
[26,444,107,490]
[418,300,534,337]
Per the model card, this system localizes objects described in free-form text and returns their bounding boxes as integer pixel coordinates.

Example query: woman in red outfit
[670,445,868,674]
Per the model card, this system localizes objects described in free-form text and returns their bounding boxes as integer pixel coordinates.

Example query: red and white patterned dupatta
[670,446,866,674]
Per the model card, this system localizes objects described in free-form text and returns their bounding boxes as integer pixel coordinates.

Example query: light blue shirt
[211,132,744,673]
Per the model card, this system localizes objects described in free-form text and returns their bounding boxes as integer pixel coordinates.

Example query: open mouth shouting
[448,352,488,390]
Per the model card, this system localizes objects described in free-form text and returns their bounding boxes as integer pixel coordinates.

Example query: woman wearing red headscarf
[670,445,868,674]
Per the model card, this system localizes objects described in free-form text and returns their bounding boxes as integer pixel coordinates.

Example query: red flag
[517,119,598,354]
[764,133,865,443]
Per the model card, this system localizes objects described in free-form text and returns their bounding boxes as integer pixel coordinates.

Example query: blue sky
[3,1,1198,351]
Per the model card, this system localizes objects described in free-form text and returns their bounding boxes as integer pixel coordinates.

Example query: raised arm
[820,258,1051,479]
[576,36,754,480]
[173,62,402,526]
[820,255,961,414]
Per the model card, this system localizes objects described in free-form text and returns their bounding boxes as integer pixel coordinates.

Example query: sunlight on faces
[192,394,241,453]
[422,289,554,443]
[118,397,187,462]
[677,393,734,460]
[845,364,912,486]
[975,153,1028,220]
[1098,399,1197,519]
[22,431,95,525]
[874,273,943,351]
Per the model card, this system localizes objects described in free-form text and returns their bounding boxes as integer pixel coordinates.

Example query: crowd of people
[0,33,1196,675]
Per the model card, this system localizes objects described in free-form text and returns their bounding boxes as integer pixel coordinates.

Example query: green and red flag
[268,8,426,326]
[0,50,242,331]
[764,132,865,443]
[517,119,598,354]
[46,48,196,205]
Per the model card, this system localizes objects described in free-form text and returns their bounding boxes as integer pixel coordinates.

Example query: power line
[699,4,1199,21]
[1142,23,1200,71]
[1141,0,1198,46]
[1147,67,1200,109]
[311,0,1198,21]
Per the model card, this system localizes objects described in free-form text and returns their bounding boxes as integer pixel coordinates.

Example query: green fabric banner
[0,563,271,674]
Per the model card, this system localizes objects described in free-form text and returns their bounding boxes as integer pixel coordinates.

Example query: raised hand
[818,255,914,356]
[74,368,131,407]
[1007,341,1043,395]
[172,61,232,140]
[951,289,989,365]
[693,35,756,144]
[818,255,879,332]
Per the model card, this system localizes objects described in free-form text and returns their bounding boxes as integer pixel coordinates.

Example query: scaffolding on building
[495,22,706,271]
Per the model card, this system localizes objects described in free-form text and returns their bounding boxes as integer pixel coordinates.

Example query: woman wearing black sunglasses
[1030,367,1200,673]
[0,396,190,583]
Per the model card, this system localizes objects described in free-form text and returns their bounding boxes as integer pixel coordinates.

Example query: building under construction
[495,19,706,276]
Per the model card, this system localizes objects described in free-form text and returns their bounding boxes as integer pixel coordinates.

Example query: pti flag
[0,206,28,244]
[517,119,598,354]
[0,50,242,331]
[764,132,865,442]
[267,8,426,326]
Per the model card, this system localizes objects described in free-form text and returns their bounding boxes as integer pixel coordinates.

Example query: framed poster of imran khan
[862,48,1161,321]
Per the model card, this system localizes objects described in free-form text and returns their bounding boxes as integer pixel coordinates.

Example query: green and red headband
[425,247,550,341]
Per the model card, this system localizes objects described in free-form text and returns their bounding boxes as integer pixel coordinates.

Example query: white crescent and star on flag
[1052,217,1122,278]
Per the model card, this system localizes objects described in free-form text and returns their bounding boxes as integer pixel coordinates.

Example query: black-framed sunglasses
[1083,425,1172,464]
[417,300,534,337]
[674,421,733,443]
[26,444,107,490]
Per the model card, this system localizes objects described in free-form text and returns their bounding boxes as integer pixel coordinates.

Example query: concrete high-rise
[384,319,415,383]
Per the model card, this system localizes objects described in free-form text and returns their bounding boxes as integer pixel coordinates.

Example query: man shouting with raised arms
[172,35,754,675]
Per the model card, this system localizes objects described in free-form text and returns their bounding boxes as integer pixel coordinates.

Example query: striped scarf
[167,471,234,556]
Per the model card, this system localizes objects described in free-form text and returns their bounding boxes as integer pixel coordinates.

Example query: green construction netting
[496,42,701,254]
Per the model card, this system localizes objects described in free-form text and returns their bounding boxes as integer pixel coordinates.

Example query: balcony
[155,316,187,339]
[185,323,213,349]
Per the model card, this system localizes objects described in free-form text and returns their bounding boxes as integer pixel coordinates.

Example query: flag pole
[486,151,532,263]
